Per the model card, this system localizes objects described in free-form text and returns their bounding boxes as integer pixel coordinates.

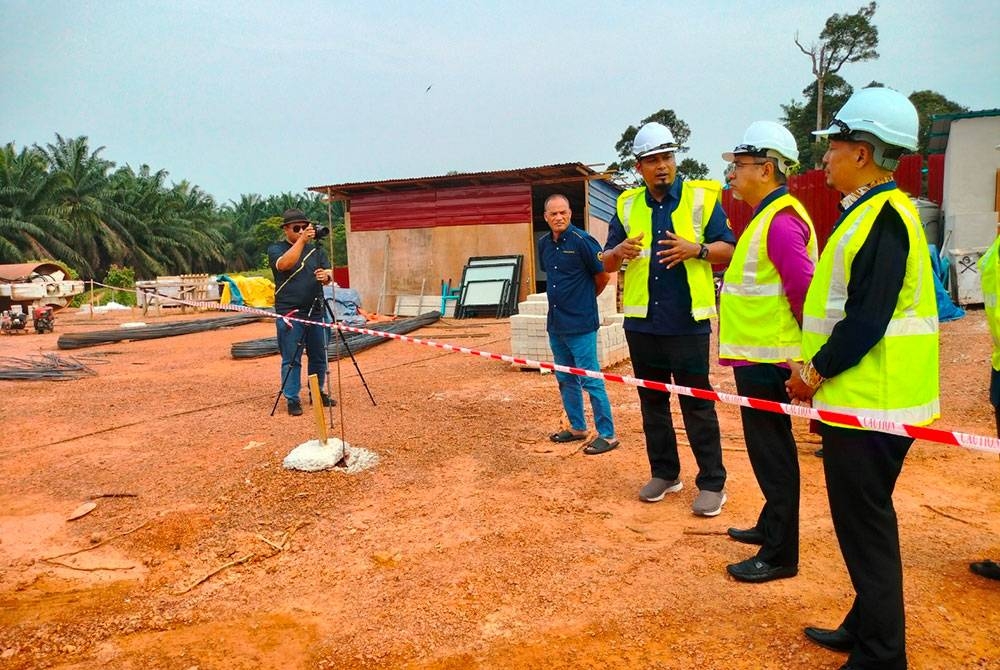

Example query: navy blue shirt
[268,240,330,316]
[604,177,735,336]
[538,224,604,334]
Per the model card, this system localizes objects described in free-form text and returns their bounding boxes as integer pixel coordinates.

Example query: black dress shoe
[804,625,854,652]
[727,526,765,545]
[726,557,797,583]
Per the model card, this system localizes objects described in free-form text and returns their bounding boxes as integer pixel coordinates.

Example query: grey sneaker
[639,477,683,502]
[692,489,727,517]
[287,398,303,416]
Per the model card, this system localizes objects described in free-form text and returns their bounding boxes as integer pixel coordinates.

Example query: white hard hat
[632,122,678,159]
[722,121,799,174]
[813,87,919,155]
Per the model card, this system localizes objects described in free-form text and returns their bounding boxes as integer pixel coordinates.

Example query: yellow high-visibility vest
[719,193,817,362]
[616,180,721,320]
[802,187,939,427]
[978,235,1000,371]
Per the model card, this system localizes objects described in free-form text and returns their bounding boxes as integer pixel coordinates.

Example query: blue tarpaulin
[929,245,965,322]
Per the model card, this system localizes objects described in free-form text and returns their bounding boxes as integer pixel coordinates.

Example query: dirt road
[1,307,998,669]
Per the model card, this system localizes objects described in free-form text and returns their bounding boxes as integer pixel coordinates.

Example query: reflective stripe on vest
[801,188,940,427]
[978,236,1000,371]
[616,181,720,320]
[719,193,817,362]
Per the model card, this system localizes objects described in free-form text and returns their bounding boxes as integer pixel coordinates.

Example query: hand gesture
[657,231,699,269]
[616,231,644,261]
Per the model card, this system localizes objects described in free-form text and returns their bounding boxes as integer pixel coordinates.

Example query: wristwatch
[698,243,709,260]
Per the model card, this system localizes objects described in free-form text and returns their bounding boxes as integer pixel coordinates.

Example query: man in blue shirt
[602,122,735,515]
[538,194,618,455]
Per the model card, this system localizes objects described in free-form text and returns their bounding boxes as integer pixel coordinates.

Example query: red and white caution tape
[109,284,1000,455]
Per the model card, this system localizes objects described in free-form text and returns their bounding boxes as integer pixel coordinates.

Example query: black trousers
[625,331,726,492]
[733,364,800,567]
[823,425,912,670]
[990,367,1000,437]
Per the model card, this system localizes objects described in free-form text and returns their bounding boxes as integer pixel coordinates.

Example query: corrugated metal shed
[308,163,623,314]
[928,109,1000,155]
[588,179,620,223]
[309,163,605,200]
[350,184,532,232]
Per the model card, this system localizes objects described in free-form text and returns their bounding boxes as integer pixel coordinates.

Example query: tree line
[613,2,967,181]
[0,134,346,282]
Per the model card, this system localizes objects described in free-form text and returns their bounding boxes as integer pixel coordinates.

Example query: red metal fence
[722,154,933,251]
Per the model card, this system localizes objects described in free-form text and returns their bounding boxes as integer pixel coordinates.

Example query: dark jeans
[625,331,726,492]
[733,364,800,567]
[276,314,329,401]
[823,425,912,670]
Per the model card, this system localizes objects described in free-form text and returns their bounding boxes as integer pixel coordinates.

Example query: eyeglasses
[726,161,767,173]
[290,224,308,233]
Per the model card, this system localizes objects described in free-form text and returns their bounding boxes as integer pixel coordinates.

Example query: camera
[313,224,330,241]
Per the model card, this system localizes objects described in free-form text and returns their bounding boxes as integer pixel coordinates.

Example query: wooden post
[89,279,95,320]
[308,374,328,444]
[376,236,390,315]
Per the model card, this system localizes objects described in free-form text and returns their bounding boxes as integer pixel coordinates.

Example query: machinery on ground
[1,310,29,334]
[33,306,55,334]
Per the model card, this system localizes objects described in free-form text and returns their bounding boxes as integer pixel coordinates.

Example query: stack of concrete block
[509,291,629,369]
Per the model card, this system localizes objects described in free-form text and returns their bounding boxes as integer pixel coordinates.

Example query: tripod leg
[336,326,377,406]
[323,297,377,406]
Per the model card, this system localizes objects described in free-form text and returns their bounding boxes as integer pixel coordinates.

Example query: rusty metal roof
[308,162,612,200]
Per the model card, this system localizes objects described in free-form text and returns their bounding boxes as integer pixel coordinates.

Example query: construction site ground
[1,305,998,670]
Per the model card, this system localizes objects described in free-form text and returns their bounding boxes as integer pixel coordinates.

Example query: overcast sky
[2,1,997,205]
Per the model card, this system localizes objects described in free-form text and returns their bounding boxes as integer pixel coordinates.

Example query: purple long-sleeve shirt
[720,187,814,367]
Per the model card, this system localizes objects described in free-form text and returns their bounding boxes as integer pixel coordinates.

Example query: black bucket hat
[281,209,310,227]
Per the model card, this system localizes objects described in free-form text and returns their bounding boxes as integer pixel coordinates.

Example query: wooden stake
[308,374,328,444]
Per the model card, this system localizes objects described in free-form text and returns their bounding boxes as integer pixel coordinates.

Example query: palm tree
[219,194,268,271]
[39,134,129,276]
[0,142,84,267]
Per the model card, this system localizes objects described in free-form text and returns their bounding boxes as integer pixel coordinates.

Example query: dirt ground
[1,304,998,670]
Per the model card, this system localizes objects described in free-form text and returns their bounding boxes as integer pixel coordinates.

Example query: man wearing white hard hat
[602,122,735,516]
[969,141,1000,583]
[718,121,817,583]
[786,87,939,670]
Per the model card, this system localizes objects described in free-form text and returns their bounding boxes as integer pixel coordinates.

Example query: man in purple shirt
[717,122,816,583]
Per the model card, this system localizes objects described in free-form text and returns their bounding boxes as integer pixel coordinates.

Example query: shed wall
[350,184,531,231]
[345,216,533,313]
[942,116,1000,250]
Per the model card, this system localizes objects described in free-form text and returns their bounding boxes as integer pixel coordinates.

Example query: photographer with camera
[268,208,336,416]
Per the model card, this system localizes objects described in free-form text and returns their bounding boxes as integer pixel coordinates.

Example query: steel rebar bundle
[230,311,441,359]
[0,353,102,380]
[56,312,266,350]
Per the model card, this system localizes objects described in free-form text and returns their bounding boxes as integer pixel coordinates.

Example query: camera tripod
[270,290,376,417]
